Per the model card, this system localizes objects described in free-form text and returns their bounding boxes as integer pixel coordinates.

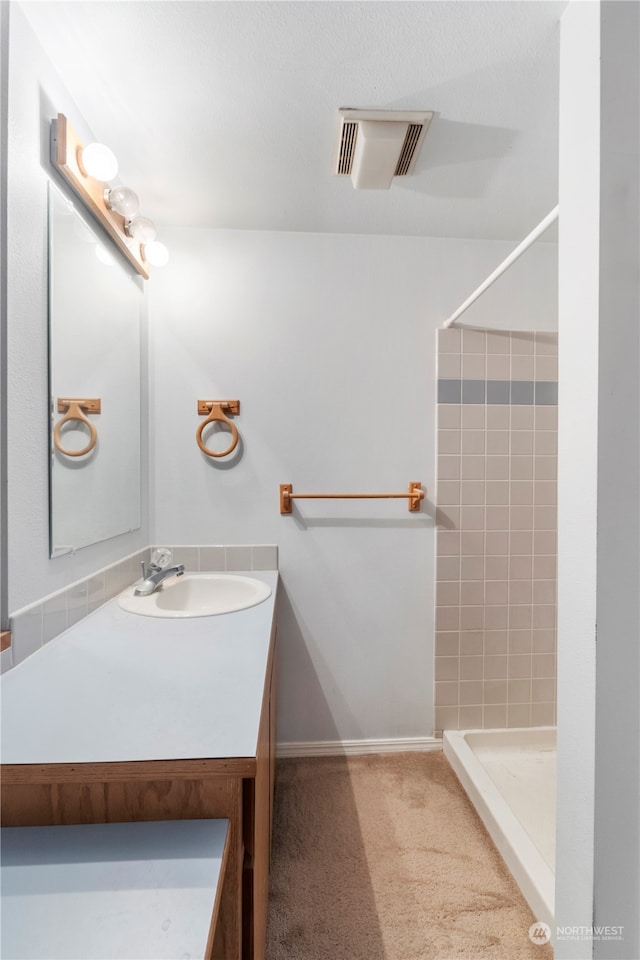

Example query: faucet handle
[150,547,173,569]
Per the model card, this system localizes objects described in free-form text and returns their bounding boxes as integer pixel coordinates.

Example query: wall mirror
[48,183,142,557]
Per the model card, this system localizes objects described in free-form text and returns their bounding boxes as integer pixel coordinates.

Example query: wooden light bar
[51,113,150,279]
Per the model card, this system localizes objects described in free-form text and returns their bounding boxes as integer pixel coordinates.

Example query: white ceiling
[20,0,567,241]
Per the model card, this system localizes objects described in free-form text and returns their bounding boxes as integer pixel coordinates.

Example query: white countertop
[1,819,229,959]
[1,571,278,766]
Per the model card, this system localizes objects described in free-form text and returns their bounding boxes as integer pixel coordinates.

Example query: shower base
[443,726,556,930]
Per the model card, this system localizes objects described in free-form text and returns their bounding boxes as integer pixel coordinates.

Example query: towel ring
[196,400,240,458]
[53,398,101,457]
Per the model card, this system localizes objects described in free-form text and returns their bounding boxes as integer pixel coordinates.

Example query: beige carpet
[265,752,554,960]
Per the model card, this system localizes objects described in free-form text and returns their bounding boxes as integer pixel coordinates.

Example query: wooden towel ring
[196,400,240,458]
[53,398,101,457]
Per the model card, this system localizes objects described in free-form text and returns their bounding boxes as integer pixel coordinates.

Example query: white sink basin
[117,573,272,618]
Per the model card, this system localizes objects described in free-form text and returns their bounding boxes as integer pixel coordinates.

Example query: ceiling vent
[334,109,433,190]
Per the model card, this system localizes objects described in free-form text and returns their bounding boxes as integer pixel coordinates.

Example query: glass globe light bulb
[105,186,139,217]
[142,241,169,267]
[80,142,118,181]
[126,216,157,243]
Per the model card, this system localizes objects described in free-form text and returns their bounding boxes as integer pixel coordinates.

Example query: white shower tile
[486,331,511,354]
[435,681,459,706]
[437,354,461,378]
[437,329,461,354]
[435,657,459,681]
[507,703,532,727]
[486,355,511,379]
[483,705,507,728]
[462,329,486,354]
[510,332,535,355]
[459,705,483,729]
[531,702,555,725]
[535,356,558,381]
[462,353,486,379]
[439,430,461,454]
[511,354,535,379]
[435,705,460,733]
[438,404,461,429]
[437,581,460,606]
[534,332,558,356]
[436,632,460,657]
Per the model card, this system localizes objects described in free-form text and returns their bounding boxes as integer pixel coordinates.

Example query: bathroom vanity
[0,570,278,960]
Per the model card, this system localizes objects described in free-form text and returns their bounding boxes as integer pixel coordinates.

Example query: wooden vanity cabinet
[0,624,277,960]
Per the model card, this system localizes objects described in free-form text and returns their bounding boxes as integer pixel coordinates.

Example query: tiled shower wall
[434,328,558,735]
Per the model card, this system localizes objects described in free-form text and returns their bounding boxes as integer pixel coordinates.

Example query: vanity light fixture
[51,113,169,279]
[124,217,170,267]
[79,142,118,181]
[125,216,157,243]
[105,185,139,218]
[142,241,170,267]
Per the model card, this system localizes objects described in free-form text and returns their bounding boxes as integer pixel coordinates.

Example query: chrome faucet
[134,561,185,596]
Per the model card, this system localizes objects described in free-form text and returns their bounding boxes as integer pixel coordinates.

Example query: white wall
[556,2,600,953]
[5,5,150,614]
[1,2,9,629]
[593,3,640,957]
[149,227,557,746]
[557,2,640,956]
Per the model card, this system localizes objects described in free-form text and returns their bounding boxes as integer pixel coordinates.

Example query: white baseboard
[276,736,442,758]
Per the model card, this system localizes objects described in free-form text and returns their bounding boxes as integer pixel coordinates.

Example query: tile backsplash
[160,544,278,573]
[434,328,558,736]
[3,544,278,673]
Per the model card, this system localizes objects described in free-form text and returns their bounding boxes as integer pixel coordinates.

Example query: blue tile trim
[487,380,510,404]
[461,380,486,404]
[535,381,558,405]
[437,379,558,405]
[438,379,462,403]
[511,380,535,405]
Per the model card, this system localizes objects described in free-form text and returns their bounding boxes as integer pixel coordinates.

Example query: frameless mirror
[48,184,142,557]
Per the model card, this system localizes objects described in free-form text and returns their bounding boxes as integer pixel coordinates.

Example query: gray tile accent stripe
[511,380,534,405]
[438,379,558,405]
[438,379,462,403]
[487,380,510,404]
[462,380,485,404]
[534,381,558,405]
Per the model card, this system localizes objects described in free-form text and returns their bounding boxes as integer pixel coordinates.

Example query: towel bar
[280,481,424,514]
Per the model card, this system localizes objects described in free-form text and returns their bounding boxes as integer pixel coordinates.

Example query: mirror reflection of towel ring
[54,399,101,457]
[196,400,240,458]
